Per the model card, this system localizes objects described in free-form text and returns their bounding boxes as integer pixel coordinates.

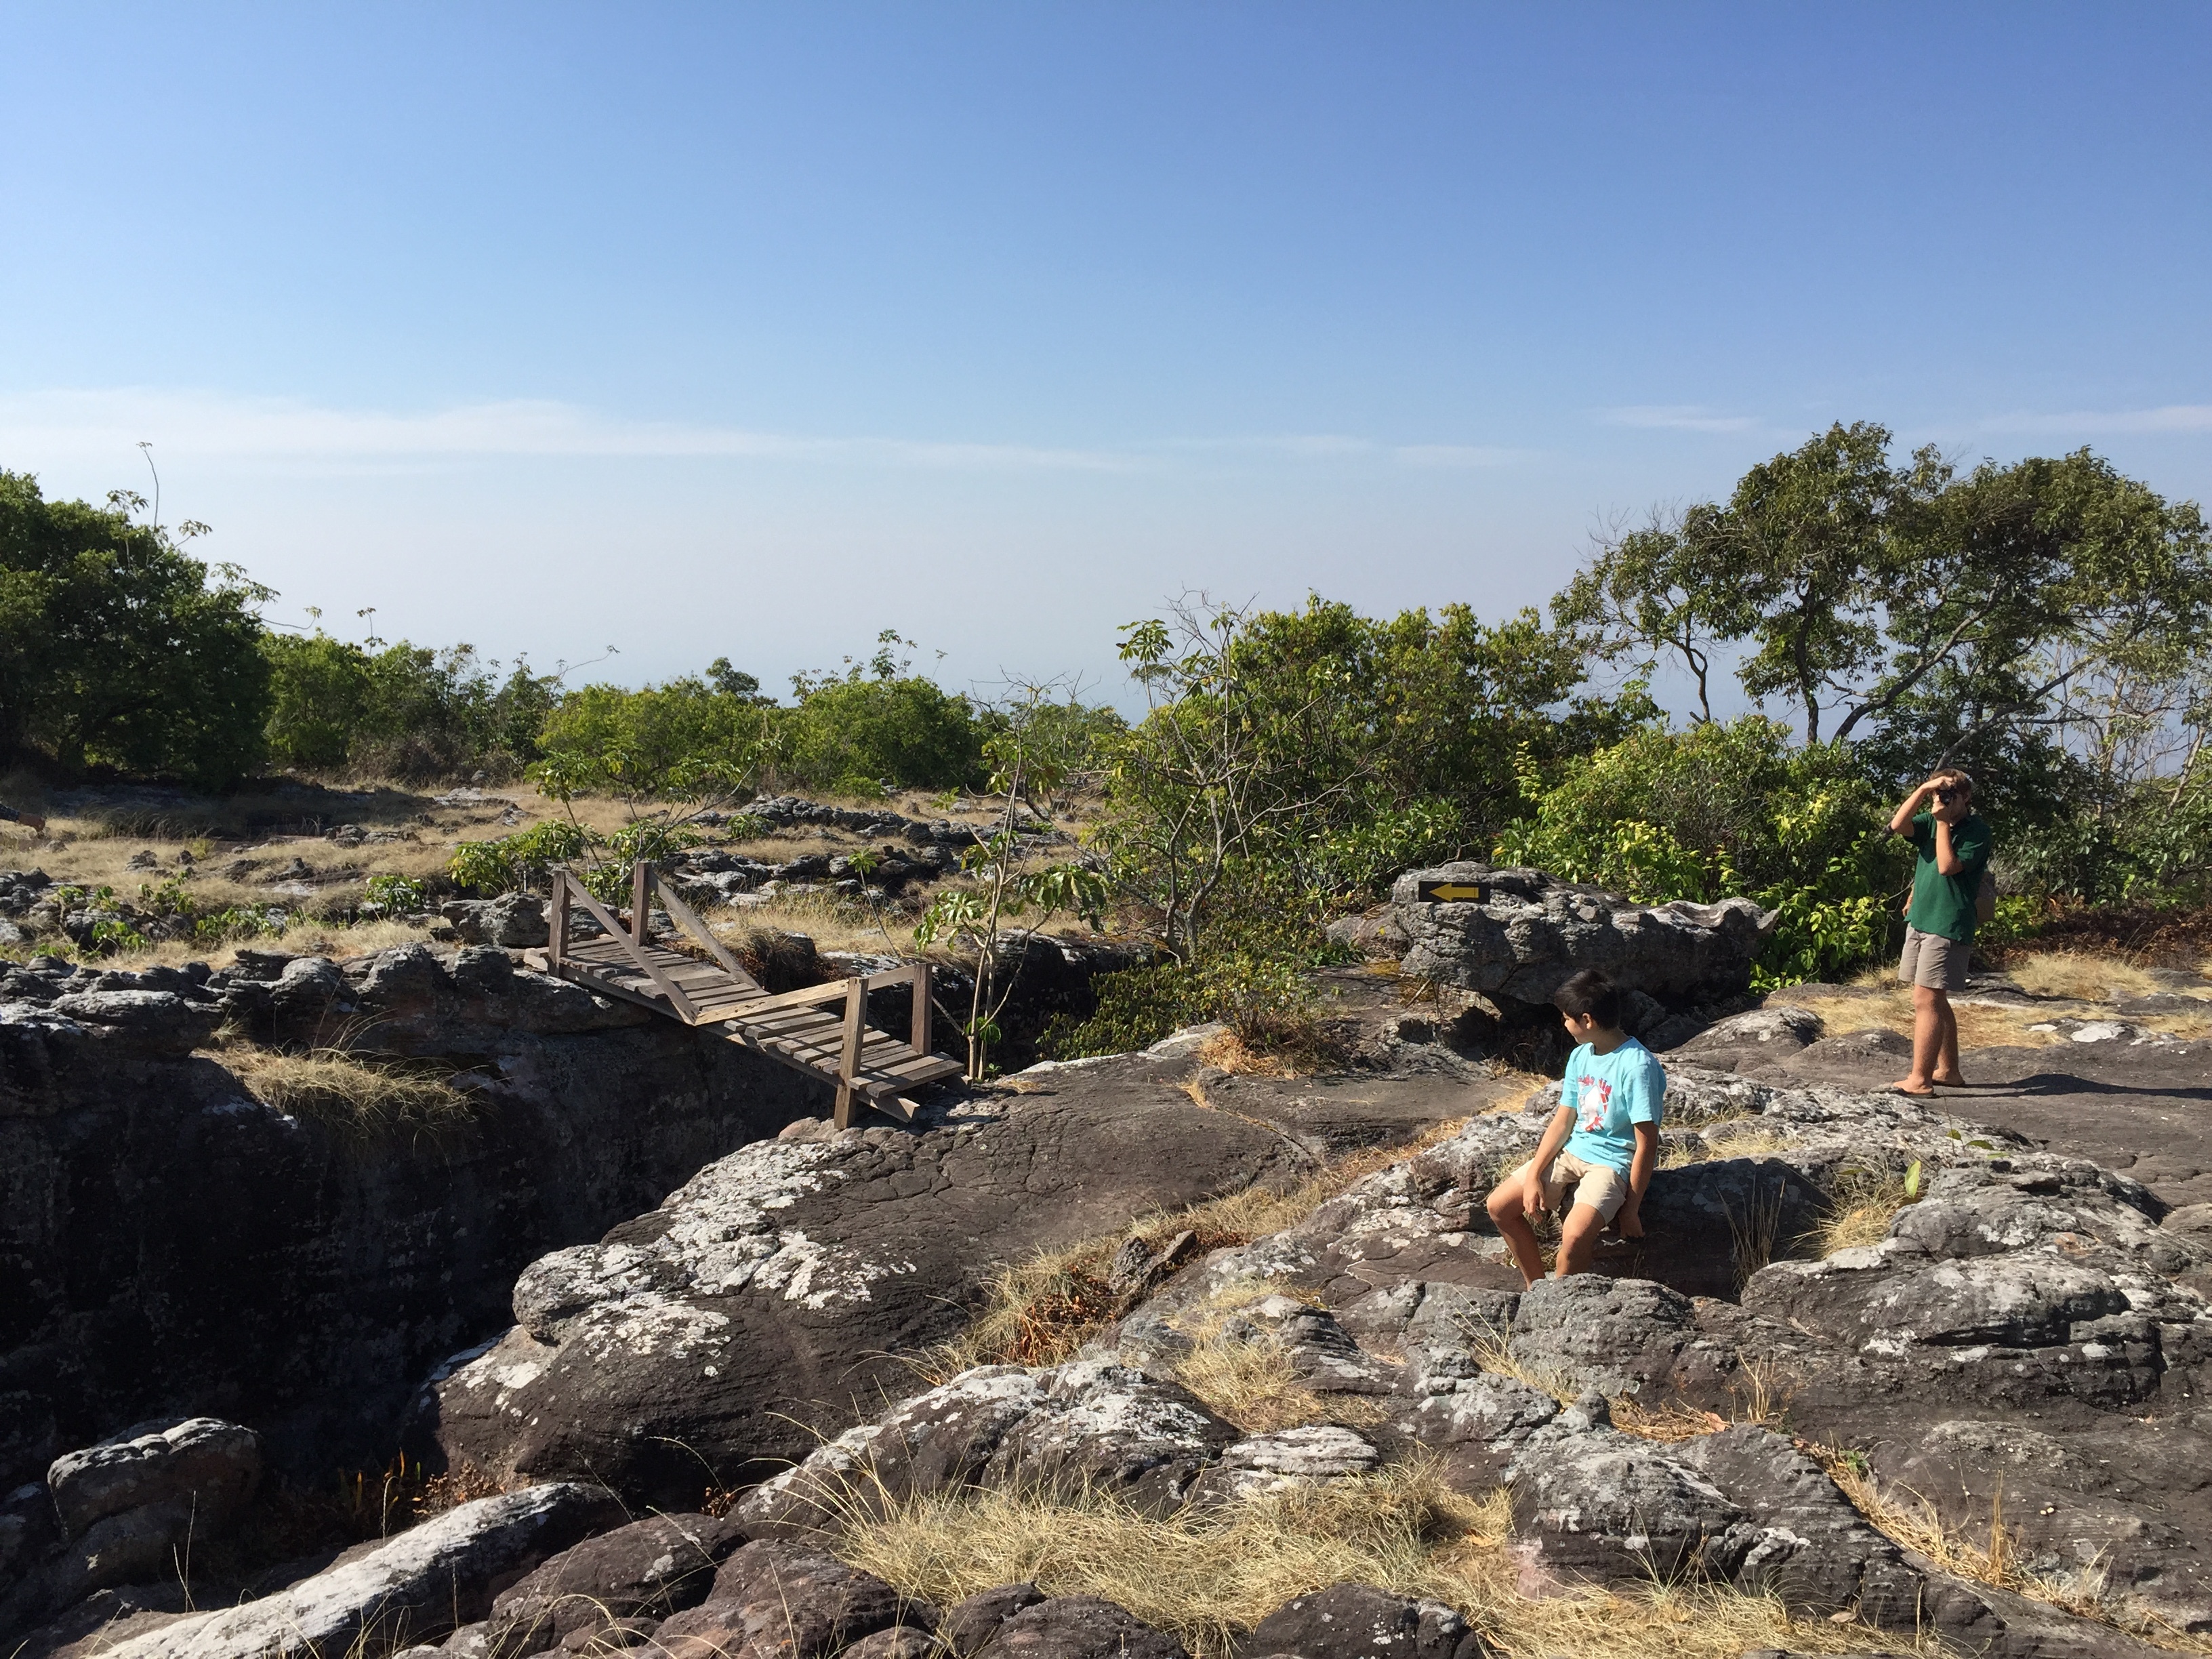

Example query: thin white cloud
[1599,405,1762,434]
[0,389,1542,477]
[0,388,1141,472]
[1392,443,1530,468]
[1971,405,2212,436]
[1158,433,1534,466]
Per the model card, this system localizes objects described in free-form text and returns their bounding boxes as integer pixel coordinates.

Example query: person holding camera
[1889,768,1992,1095]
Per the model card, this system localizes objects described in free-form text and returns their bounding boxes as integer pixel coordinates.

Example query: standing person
[1484,970,1665,1287]
[0,802,45,836]
[1889,769,1993,1096]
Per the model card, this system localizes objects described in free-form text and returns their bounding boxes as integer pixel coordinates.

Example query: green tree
[1095,594,1650,956]
[264,628,560,779]
[0,472,272,785]
[780,634,987,793]
[1558,428,2212,781]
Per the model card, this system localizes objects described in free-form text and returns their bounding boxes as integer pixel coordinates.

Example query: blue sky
[3,3,2207,711]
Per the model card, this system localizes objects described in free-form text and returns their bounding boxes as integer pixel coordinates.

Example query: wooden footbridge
[537,863,962,1128]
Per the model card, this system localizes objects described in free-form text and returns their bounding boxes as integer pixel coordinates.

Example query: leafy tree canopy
[1556,425,2212,764]
[0,470,271,786]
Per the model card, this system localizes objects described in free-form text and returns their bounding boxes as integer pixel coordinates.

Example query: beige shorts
[1899,925,1969,991]
[1514,1151,1631,1223]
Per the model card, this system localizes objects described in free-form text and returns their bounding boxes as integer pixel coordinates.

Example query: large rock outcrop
[1389,863,1772,1015]
[1153,1063,2212,1647]
[413,1088,1305,1507]
[0,945,827,1490]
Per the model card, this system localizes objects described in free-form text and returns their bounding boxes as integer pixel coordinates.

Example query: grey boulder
[647,1539,921,1659]
[739,1361,1240,1532]
[96,1482,625,1659]
[976,1597,1185,1659]
[1247,1582,1486,1658]
[1390,862,1771,1011]
[480,1511,748,1657]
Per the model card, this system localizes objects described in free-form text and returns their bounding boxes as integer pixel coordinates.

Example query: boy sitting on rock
[1485,969,1665,1286]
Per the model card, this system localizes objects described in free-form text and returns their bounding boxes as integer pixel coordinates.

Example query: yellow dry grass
[2006,949,2167,1002]
[223,1043,476,1139]
[1810,1166,1919,1257]
[1195,1028,1297,1078]
[1610,1398,1730,1442]
[1172,1331,1388,1434]
[1160,1282,1387,1434]
[827,1462,1926,1659]
[1458,1317,1581,1406]
[704,888,918,957]
[1790,983,2072,1049]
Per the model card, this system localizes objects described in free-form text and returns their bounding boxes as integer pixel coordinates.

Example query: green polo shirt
[1906,810,1992,942]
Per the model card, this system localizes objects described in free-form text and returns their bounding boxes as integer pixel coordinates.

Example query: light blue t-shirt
[1559,1037,1666,1175]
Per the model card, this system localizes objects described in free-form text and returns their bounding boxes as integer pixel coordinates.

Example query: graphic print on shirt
[1577,1076,1612,1131]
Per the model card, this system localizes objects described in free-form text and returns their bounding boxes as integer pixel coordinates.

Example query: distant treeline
[7,419,2212,962]
[0,468,1118,796]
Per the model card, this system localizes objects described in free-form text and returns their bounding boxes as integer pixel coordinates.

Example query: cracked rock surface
[416,1088,1304,1506]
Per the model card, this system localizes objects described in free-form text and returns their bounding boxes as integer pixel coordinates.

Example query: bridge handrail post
[909,960,932,1059]
[834,977,866,1130]
[549,868,570,966]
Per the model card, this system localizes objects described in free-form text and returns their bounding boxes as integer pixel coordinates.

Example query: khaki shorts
[1513,1151,1631,1223]
[1899,924,1969,991]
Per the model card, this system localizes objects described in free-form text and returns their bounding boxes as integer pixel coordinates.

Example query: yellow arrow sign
[1416,880,1490,903]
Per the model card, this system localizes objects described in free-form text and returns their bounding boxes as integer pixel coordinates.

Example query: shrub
[361,873,428,916]
[447,820,591,895]
[264,631,557,781]
[1492,717,1904,985]
[779,674,987,792]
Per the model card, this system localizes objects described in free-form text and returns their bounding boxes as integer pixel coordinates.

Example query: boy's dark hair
[1553,969,1622,1029]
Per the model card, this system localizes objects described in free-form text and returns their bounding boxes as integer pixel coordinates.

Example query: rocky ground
[14,867,2212,1658]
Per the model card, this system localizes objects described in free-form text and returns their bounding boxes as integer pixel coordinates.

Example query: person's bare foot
[1889,1077,1938,1095]
[1931,1072,1969,1088]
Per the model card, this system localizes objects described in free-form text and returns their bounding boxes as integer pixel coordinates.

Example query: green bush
[1492,717,1905,985]
[448,820,591,895]
[778,674,987,792]
[362,872,428,914]
[264,632,557,781]
[1039,960,1203,1059]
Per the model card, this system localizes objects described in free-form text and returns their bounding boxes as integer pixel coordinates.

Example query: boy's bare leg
[1932,997,1967,1086]
[1892,985,1944,1093]
[1485,1176,1548,1288]
[1554,1204,1607,1277]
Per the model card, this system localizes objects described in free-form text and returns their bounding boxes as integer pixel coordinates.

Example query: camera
[1934,788,1959,806]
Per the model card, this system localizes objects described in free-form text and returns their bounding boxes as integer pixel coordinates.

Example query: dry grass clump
[1797,981,2070,1049]
[225,1043,476,1139]
[1172,1332,1385,1434]
[707,888,926,957]
[2007,949,2166,1003]
[1194,1027,1296,1077]
[1661,1128,1799,1170]
[830,1460,1912,1659]
[1810,1164,1921,1257]
[1459,1317,1580,1406]
[1610,1398,1729,1442]
[1164,1291,1390,1434]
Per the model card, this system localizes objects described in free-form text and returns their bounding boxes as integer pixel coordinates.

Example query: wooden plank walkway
[541,862,962,1127]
